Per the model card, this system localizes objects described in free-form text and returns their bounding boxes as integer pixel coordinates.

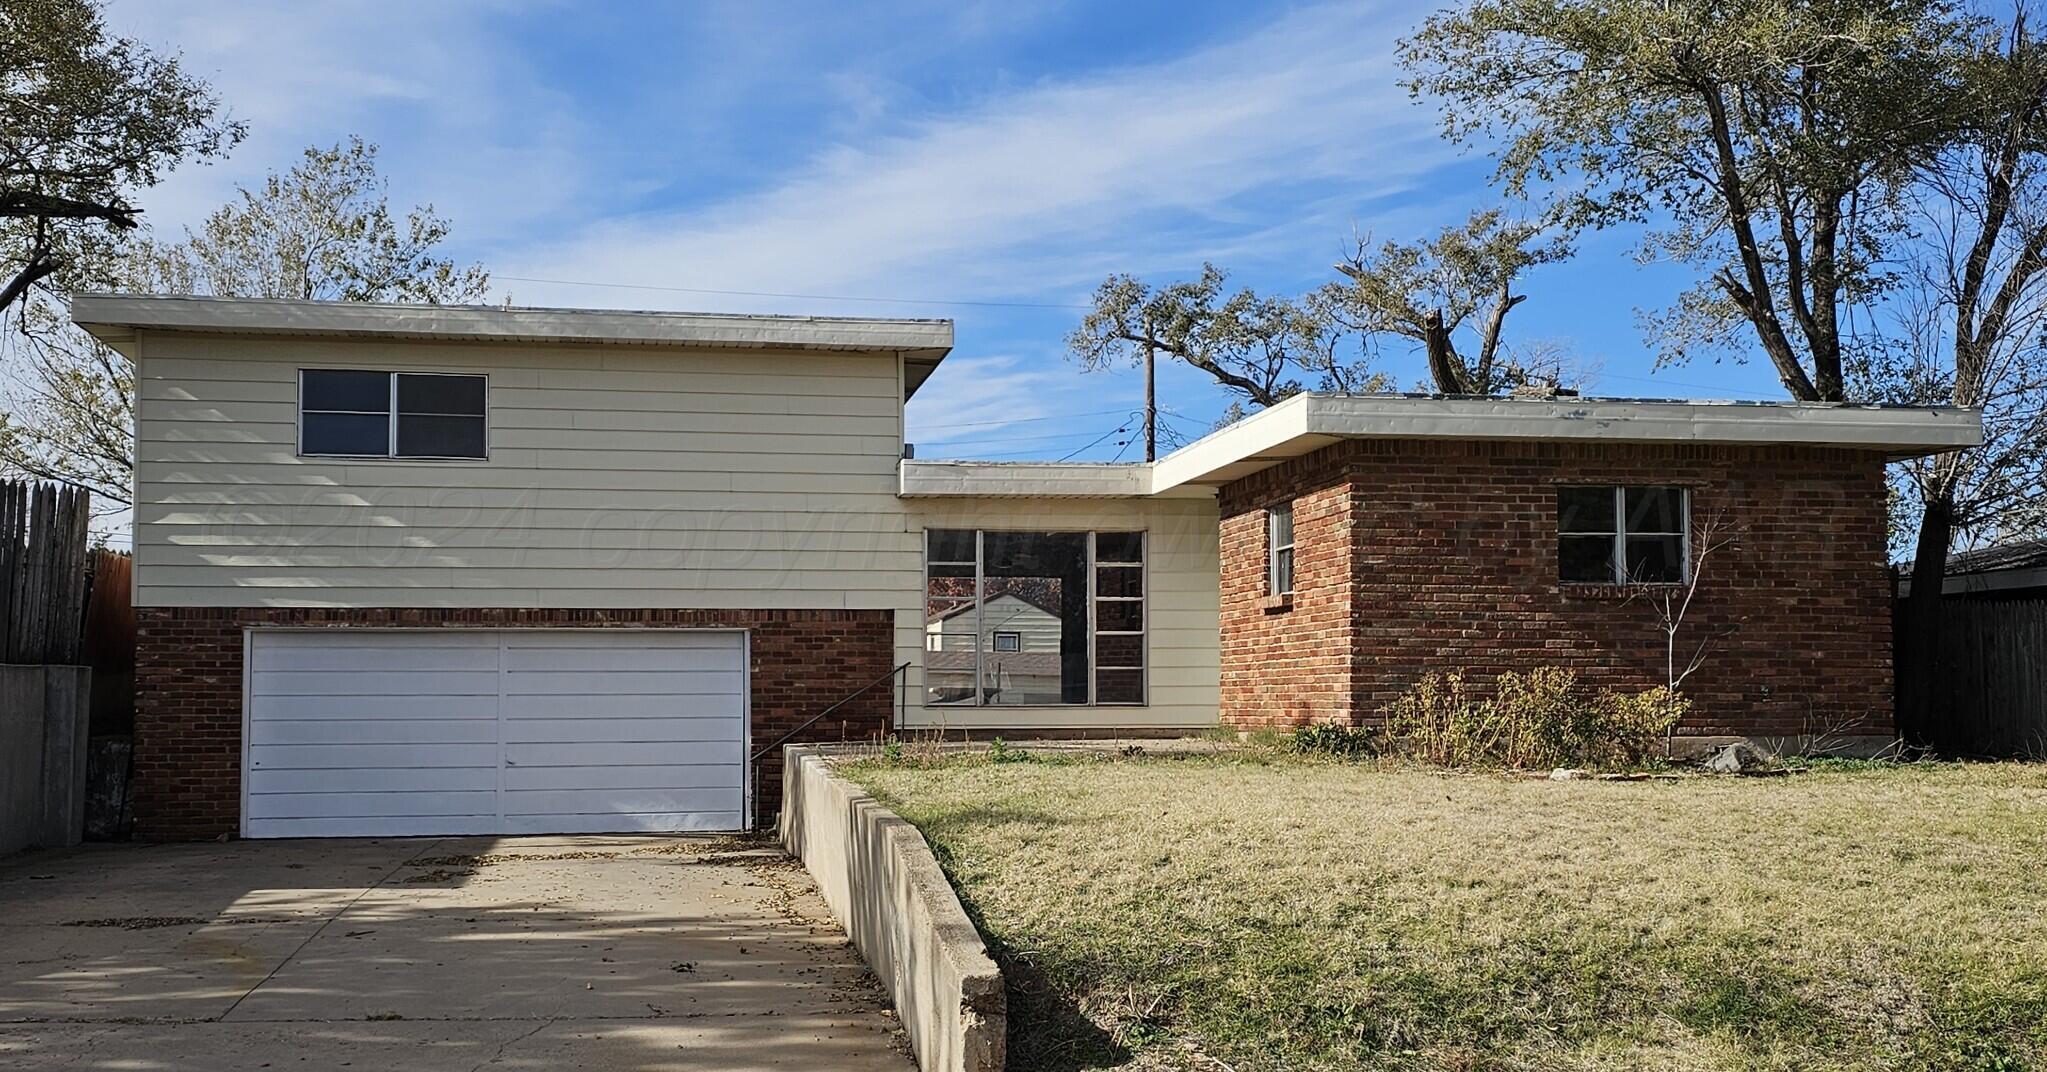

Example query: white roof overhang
[70,294,955,397]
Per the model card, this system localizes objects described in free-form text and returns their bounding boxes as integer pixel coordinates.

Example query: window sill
[298,453,491,462]
[1260,593,1294,613]
[1558,582,1687,600]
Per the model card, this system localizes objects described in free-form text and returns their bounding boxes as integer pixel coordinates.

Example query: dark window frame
[922,528,1147,708]
[298,369,490,460]
[1557,485,1690,585]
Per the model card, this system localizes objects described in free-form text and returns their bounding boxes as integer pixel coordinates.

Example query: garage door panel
[499,692,744,721]
[252,743,500,771]
[502,645,746,672]
[502,763,740,792]
[502,631,735,651]
[503,740,745,768]
[500,670,744,696]
[251,642,499,673]
[248,766,498,795]
[248,694,502,721]
[245,629,748,838]
[499,811,744,835]
[250,718,500,747]
[246,790,497,821]
[503,716,742,745]
[252,669,500,698]
[502,787,741,817]
[253,815,507,838]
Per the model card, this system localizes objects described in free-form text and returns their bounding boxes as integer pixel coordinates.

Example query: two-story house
[72,295,1980,840]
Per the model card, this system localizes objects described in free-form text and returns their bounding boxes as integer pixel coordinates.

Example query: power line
[921,427,1133,450]
[1056,415,1136,462]
[495,275,1091,311]
[913,407,1130,433]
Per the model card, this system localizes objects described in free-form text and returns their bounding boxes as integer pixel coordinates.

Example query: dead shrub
[1383,667,1687,770]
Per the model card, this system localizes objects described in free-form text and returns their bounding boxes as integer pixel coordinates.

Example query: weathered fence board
[0,479,92,665]
[1896,597,2047,758]
[81,549,134,737]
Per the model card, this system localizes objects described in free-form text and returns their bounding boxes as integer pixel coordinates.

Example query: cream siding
[133,330,1220,731]
[897,496,1218,730]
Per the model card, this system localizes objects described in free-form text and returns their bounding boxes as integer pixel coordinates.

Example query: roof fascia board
[899,461,1168,499]
[1150,394,1983,490]
[69,294,954,357]
[1302,395,1981,453]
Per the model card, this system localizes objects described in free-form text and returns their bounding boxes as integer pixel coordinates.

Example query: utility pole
[1143,317,1157,463]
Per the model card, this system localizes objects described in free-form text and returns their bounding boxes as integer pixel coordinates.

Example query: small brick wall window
[1558,486,1688,584]
[300,370,487,459]
[1267,503,1295,595]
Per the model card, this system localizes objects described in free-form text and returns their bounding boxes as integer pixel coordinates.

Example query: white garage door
[244,630,748,838]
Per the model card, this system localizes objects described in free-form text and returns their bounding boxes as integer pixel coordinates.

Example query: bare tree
[1855,12,2047,738]
[0,139,489,504]
[1319,208,1570,394]
[1625,510,1741,754]
[1068,265,1387,417]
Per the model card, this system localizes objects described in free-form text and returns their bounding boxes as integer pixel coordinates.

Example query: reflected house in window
[925,529,1145,707]
[925,591,1067,704]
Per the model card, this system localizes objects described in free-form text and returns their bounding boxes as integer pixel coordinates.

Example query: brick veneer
[1218,439,1894,739]
[133,607,895,840]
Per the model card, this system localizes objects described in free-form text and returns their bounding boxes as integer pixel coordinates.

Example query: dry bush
[1382,667,1686,769]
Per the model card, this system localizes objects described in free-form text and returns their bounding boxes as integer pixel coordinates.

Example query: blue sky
[105,0,1791,462]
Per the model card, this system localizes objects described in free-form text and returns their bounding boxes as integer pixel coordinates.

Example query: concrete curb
[778,746,1005,1072]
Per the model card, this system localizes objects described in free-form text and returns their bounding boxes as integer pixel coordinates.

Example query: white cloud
[905,354,1106,448]
[100,0,593,244]
[497,2,1454,309]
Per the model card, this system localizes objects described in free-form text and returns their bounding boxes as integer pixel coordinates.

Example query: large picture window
[1557,486,1688,584]
[300,370,487,459]
[924,529,1145,707]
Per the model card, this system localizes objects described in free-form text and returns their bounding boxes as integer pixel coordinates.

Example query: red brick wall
[1218,439,1895,739]
[1218,449,1357,727]
[133,607,895,840]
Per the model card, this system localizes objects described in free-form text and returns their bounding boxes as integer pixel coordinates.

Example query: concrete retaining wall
[1,665,91,856]
[779,746,1005,1072]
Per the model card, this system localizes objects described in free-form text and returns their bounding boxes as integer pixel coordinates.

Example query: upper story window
[1267,503,1295,595]
[299,370,487,459]
[1557,486,1688,584]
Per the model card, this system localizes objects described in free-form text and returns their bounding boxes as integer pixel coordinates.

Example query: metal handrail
[750,661,911,764]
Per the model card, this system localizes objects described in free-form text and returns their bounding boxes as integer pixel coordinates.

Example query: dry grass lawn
[847,753,2047,1072]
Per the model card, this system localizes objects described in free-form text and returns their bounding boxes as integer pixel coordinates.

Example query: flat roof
[69,294,955,397]
[899,460,1210,499]
[906,393,1982,498]
[1149,393,1982,491]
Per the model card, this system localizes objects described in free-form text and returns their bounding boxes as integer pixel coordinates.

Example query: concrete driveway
[0,835,914,1070]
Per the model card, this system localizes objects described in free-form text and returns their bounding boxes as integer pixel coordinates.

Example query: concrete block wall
[1,665,92,856]
[780,746,1005,1072]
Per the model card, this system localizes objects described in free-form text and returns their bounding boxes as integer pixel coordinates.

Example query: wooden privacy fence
[0,480,92,665]
[1896,597,2047,758]
[81,549,135,736]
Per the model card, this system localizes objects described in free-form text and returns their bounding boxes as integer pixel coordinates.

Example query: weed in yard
[1287,723,1381,758]
[987,737,1033,764]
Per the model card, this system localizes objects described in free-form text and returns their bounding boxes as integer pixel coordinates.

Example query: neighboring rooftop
[69,293,956,397]
[1907,537,2047,597]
